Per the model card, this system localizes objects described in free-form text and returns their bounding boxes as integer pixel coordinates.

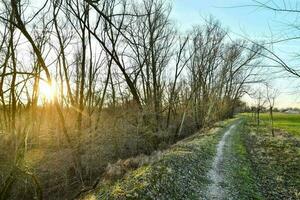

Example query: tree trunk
[270,106,274,137]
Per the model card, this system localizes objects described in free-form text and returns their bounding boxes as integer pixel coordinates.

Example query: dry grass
[103,150,164,181]
[0,105,198,199]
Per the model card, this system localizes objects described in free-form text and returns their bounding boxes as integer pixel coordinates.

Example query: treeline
[0,0,261,199]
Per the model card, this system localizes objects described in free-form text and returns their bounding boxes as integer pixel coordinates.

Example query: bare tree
[253,89,266,132]
[126,0,175,130]
[73,0,143,110]
[265,83,279,136]
[244,1,300,80]
[166,36,191,128]
[0,0,267,198]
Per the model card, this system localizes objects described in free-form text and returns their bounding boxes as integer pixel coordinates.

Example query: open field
[242,112,300,137]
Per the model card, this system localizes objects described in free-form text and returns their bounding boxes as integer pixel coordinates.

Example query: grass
[81,116,300,199]
[223,121,263,199]
[243,118,300,199]
[241,112,300,137]
[81,118,240,199]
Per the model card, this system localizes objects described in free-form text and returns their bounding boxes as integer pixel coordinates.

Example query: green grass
[243,119,300,199]
[242,112,300,137]
[223,121,263,199]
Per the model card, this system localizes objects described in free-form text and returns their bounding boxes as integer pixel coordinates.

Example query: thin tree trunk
[270,106,274,137]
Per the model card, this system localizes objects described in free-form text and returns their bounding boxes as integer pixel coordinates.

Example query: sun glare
[39,80,56,102]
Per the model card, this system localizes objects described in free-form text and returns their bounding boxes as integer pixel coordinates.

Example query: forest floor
[81,116,300,200]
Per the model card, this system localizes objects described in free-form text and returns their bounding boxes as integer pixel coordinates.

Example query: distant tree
[265,83,279,136]
[254,89,266,130]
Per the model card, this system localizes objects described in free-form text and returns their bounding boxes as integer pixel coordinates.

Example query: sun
[39,80,56,102]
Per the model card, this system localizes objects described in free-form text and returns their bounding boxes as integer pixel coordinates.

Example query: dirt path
[205,120,262,200]
[206,123,237,199]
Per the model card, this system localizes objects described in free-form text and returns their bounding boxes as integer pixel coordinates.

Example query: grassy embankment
[81,118,261,200]
[80,113,300,199]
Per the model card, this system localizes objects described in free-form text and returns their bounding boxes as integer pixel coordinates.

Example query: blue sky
[19,0,300,108]
[171,0,300,108]
[171,0,271,35]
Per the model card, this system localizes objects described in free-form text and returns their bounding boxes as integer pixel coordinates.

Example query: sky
[5,0,300,108]
[170,0,300,108]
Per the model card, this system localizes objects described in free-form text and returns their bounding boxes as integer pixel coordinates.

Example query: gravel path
[206,123,238,199]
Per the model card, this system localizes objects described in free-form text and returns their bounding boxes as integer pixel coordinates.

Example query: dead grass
[103,150,163,182]
[0,106,198,199]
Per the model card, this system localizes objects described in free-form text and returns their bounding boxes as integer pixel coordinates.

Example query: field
[244,112,300,137]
